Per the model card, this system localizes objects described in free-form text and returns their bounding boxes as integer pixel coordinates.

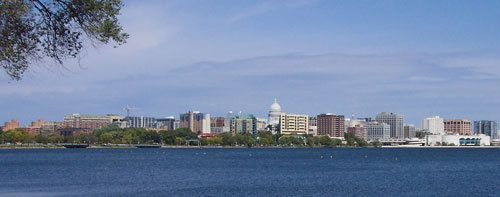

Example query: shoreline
[1,144,500,149]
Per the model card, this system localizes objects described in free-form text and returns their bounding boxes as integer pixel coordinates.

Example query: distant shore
[1,144,500,149]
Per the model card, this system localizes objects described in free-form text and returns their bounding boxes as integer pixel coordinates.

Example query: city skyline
[3,0,500,125]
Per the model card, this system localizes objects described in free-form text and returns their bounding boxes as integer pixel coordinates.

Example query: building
[211,117,230,134]
[309,117,317,136]
[268,98,282,133]
[375,112,404,139]
[22,127,41,135]
[230,114,257,135]
[256,118,268,132]
[347,125,368,140]
[422,116,445,135]
[63,114,123,131]
[3,120,19,131]
[125,116,157,128]
[474,120,498,140]
[180,111,211,133]
[279,113,309,135]
[173,119,180,130]
[41,121,64,133]
[157,116,176,130]
[317,113,344,137]
[425,133,490,146]
[444,119,472,135]
[365,122,391,141]
[404,125,417,139]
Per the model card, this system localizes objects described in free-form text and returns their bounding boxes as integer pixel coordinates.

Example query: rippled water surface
[1,148,499,196]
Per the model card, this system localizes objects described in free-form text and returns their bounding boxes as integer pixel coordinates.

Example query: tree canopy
[0,0,128,80]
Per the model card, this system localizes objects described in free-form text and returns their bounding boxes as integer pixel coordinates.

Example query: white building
[425,134,490,146]
[365,121,391,141]
[268,98,282,133]
[279,113,309,135]
[375,112,404,139]
[422,116,445,135]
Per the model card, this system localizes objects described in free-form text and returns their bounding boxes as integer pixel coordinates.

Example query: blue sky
[2,0,500,125]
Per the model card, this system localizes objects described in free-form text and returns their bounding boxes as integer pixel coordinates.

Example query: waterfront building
[365,121,391,141]
[279,113,309,135]
[375,112,404,139]
[425,133,490,146]
[404,124,417,139]
[474,120,498,140]
[230,114,257,135]
[22,127,41,135]
[180,111,211,133]
[422,116,445,135]
[444,119,472,135]
[41,121,64,133]
[124,116,157,128]
[211,117,230,134]
[347,125,368,140]
[317,113,345,137]
[63,114,124,131]
[257,118,268,132]
[58,128,92,137]
[157,116,175,130]
[309,116,317,136]
[3,120,19,131]
[268,98,282,133]
[173,119,180,130]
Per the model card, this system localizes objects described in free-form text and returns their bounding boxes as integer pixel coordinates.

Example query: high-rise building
[268,98,282,133]
[3,120,19,131]
[41,121,64,133]
[230,114,257,135]
[157,116,175,130]
[124,116,157,128]
[444,119,472,135]
[404,124,416,139]
[365,122,391,141]
[317,113,344,137]
[279,113,309,135]
[309,116,317,136]
[375,112,404,139]
[474,120,498,140]
[180,111,211,133]
[211,117,230,134]
[422,116,445,135]
[347,125,368,140]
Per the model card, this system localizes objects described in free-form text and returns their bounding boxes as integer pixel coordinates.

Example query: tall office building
[365,122,391,141]
[180,111,211,133]
[124,116,157,128]
[375,112,404,139]
[279,113,309,135]
[474,120,498,139]
[230,114,257,135]
[317,113,345,137]
[211,117,230,134]
[444,119,472,135]
[404,124,416,139]
[309,116,318,136]
[422,116,444,135]
[156,116,176,130]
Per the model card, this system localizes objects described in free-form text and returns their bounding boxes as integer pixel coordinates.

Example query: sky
[2,0,500,126]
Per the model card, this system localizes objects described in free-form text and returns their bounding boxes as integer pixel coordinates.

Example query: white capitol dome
[269,98,281,112]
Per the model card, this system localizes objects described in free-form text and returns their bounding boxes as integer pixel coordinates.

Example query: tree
[1,0,128,80]
[99,132,113,144]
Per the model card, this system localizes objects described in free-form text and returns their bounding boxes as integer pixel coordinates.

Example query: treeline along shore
[0,123,381,148]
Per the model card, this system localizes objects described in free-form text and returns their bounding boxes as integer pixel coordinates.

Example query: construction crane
[123,105,140,117]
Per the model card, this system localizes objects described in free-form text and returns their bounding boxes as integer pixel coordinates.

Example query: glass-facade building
[474,120,498,140]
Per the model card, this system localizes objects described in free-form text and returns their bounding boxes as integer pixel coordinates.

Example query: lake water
[0,148,499,196]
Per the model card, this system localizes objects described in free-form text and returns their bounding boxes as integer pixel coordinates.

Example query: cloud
[226,0,317,23]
